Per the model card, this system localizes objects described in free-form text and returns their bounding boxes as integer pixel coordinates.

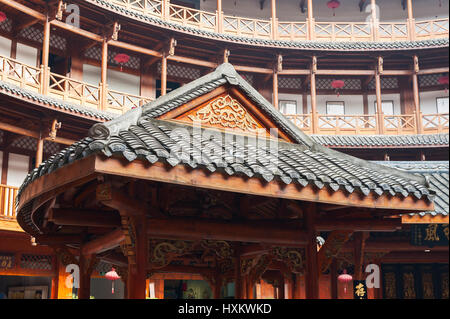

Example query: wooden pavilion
[15,63,435,299]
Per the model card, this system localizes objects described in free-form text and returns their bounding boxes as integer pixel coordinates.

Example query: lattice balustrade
[314,22,372,41]
[368,77,399,90]
[85,46,140,70]
[279,77,302,90]
[158,62,201,81]
[10,136,36,152]
[18,27,66,51]
[223,16,271,39]
[20,254,53,270]
[0,18,13,33]
[112,0,163,17]
[419,73,448,88]
[0,184,18,219]
[317,78,361,91]
[107,89,153,114]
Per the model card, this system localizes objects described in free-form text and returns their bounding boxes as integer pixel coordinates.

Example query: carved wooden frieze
[186,94,263,133]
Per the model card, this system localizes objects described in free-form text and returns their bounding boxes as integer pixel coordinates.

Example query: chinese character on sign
[353,280,367,299]
[424,224,439,241]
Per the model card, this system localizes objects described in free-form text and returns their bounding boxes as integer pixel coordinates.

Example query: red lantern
[0,12,7,23]
[105,268,120,294]
[114,53,130,71]
[327,0,340,16]
[338,269,353,294]
[331,79,345,97]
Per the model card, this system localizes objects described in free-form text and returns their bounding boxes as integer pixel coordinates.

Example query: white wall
[420,90,449,113]
[82,64,140,95]
[306,94,365,114]
[368,93,401,115]
[6,153,29,187]
[200,0,447,22]
[0,35,11,57]
[16,43,38,67]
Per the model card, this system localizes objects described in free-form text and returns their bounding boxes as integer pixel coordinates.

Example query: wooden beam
[49,208,121,227]
[34,234,83,245]
[316,217,402,232]
[81,228,124,255]
[93,156,433,211]
[0,121,76,145]
[401,214,449,224]
[147,218,307,246]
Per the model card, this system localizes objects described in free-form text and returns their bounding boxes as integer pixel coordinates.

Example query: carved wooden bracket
[317,230,354,274]
[377,56,384,75]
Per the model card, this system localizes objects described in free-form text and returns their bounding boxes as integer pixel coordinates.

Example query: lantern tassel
[112,281,115,294]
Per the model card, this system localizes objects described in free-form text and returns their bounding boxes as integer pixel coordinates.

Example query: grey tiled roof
[17,64,434,213]
[0,80,115,121]
[374,161,449,217]
[87,0,449,51]
[312,134,449,148]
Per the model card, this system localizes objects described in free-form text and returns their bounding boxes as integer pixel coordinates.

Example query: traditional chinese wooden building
[0,0,448,299]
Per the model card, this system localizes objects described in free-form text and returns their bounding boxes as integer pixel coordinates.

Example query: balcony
[0,184,21,232]
[0,54,448,136]
[103,0,449,43]
[285,113,449,135]
[0,55,152,115]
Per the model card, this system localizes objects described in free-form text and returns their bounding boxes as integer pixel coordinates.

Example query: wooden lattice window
[20,254,53,270]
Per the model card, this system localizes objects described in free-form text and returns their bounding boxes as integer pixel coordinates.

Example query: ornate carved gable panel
[174,93,271,136]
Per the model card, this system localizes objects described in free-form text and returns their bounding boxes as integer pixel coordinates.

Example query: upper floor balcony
[91,0,449,43]
[0,53,448,136]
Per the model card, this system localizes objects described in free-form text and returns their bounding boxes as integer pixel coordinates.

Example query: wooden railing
[316,114,378,135]
[0,184,18,220]
[285,112,449,135]
[382,114,417,135]
[0,54,153,115]
[284,114,312,134]
[106,0,449,42]
[421,113,449,134]
[0,56,42,93]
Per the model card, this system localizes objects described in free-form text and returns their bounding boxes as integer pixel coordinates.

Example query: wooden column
[406,0,415,40]
[353,232,368,281]
[100,38,108,111]
[216,0,223,33]
[370,0,379,41]
[412,55,422,134]
[271,0,277,39]
[35,135,44,167]
[127,215,148,299]
[273,70,279,109]
[304,203,319,299]
[78,254,92,299]
[375,57,383,134]
[310,56,318,134]
[161,54,168,96]
[163,0,170,20]
[307,0,315,40]
[41,15,50,95]
[234,245,243,299]
[330,259,338,299]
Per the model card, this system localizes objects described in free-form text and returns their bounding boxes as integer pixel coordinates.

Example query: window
[326,101,344,115]
[436,97,449,113]
[373,100,394,115]
[279,100,297,114]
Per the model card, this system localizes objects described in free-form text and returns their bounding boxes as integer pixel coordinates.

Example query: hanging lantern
[114,53,130,71]
[338,269,353,294]
[327,0,340,16]
[438,75,449,93]
[105,268,120,294]
[0,11,7,23]
[331,79,345,97]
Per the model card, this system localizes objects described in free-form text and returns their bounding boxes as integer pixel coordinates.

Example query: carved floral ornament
[187,95,262,133]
